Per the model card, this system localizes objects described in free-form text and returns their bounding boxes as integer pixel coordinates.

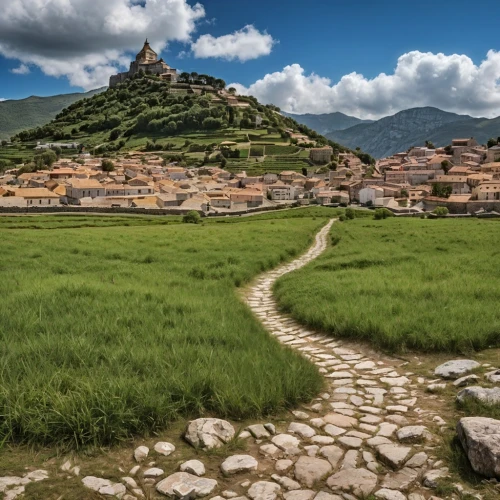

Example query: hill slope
[283,111,372,135]
[326,107,481,158]
[7,74,373,171]
[0,88,106,140]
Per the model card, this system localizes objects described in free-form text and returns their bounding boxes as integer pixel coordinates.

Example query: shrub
[183,210,201,224]
[373,208,394,220]
[433,206,449,217]
[345,208,355,220]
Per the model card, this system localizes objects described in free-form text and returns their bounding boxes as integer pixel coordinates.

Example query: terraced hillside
[2,74,374,172]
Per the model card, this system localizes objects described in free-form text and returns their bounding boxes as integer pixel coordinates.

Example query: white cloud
[10,63,30,75]
[0,0,206,90]
[230,50,500,119]
[0,98,6,102]
[191,25,275,62]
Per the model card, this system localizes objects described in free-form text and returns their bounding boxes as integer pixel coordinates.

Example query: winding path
[243,219,452,499]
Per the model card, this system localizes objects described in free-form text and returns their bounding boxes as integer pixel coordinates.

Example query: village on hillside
[1,40,499,216]
[1,136,500,216]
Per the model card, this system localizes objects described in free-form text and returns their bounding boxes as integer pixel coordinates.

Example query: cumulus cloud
[230,50,500,119]
[10,63,30,75]
[191,25,275,62]
[0,98,6,102]
[0,0,205,90]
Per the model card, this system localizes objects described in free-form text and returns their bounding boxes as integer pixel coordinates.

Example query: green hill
[0,88,106,141]
[5,74,373,172]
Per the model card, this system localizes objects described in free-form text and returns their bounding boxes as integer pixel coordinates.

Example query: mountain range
[322,107,500,159]
[283,111,372,135]
[0,88,106,140]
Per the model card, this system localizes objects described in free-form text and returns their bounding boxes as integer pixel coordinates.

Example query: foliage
[487,137,499,148]
[34,149,57,169]
[101,159,115,172]
[432,183,453,198]
[345,208,356,220]
[182,210,202,224]
[274,218,500,352]
[0,215,324,448]
[433,206,449,216]
[250,145,264,157]
[373,208,394,219]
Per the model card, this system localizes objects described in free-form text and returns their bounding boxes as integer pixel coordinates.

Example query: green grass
[249,145,264,157]
[274,218,500,353]
[0,214,324,449]
[265,145,300,155]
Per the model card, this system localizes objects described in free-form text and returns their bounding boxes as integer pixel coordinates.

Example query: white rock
[457,386,500,405]
[247,424,270,439]
[271,434,301,451]
[271,474,301,490]
[288,422,316,438]
[156,472,218,498]
[180,460,206,477]
[453,375,480,387]
[275,459,294,473]
[294,456,332,488]
[376,444,412,469]
[283,490,315,500]
[422,468,449,488]
[82,476,112,492]
[134,446,149,463]
[221,455,258,475]
[396,426,431,444]
[327,468,378,497]
[154,442,176,456]
[485,369,500,384]
[434,360,480,379]
[144,468,164,478]
[456,417,500,478]
[184,418,235,449]
[374,488,406,500]
[247,481,281,500]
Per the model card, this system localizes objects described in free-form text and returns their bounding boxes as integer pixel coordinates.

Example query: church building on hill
[109,40,178,87]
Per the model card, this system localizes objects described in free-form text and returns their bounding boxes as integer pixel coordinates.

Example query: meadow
[274,218,500,353]
[0,212,327,449]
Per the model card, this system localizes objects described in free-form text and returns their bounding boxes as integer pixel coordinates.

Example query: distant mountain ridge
[0,88,106,140]
[283,111,372,135]
[325,107,500,158]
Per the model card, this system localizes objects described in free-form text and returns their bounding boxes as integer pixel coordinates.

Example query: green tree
[373,208,394,220]
[101,159,115,172]
[425,140,436,149]
[34,149,57,169]
[441,160,450,174]
[183,210,201,224]
[487,138,499,148]
[345,208,355,220]
[433,206,449,217]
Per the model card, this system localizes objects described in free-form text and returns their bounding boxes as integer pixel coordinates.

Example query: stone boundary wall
[0,203,296,217]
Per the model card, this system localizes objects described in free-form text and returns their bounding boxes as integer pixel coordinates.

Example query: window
[48,200,51,205]
[39,200,42,204]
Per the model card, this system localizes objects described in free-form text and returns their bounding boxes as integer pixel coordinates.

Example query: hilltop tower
[109,40,178,87]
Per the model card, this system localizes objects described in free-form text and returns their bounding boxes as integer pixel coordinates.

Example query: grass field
[274,218,500,353]
[0,213,326,449]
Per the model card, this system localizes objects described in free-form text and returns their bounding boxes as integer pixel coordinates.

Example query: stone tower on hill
[109,40,178,87]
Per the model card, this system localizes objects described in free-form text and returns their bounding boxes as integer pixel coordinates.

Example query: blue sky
[1,0,499,118]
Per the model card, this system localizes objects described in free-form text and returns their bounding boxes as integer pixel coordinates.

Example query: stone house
[472,181,500,201]
[65,178,104,202]
[309,147,333,164]
[4,187,60,206]
[359,186,384,205]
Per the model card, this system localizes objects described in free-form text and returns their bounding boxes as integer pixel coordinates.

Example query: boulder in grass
[456,386,500,406]
[456,417,500,478]
[184,418,235,449]
[434,360,479,379]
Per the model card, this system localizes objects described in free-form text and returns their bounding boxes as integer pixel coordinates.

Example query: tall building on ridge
[109,40,178,87]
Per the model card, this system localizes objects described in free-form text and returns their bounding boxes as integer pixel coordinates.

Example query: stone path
[2,219,478,500]
[240,219,457,500]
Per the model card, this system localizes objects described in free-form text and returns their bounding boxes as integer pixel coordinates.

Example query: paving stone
[272,434,301,452]
[374,488,407,500]
[289,422,316,438]
[184,418,235,450]
[337,436,362,449]
[323,424,347,437]
[434,360,480,379]
[376,444,412,469]
[271,474,301,490]
[311,435,336,445]
[154,442,175,456]
[381,467,419,490]
[294,456,332,488]
[221,455,258,475]
[396,426,431,444]
[247,424,271,439]
[323,413,357,428]
[319,445,344,468]
[326,468,378,497]
[247,481,281,500]
[134,446,149,463]
[275,459,294,473]
[283,490,316,500]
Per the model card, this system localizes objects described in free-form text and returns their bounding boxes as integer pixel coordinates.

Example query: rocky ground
[1,220,499,500]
